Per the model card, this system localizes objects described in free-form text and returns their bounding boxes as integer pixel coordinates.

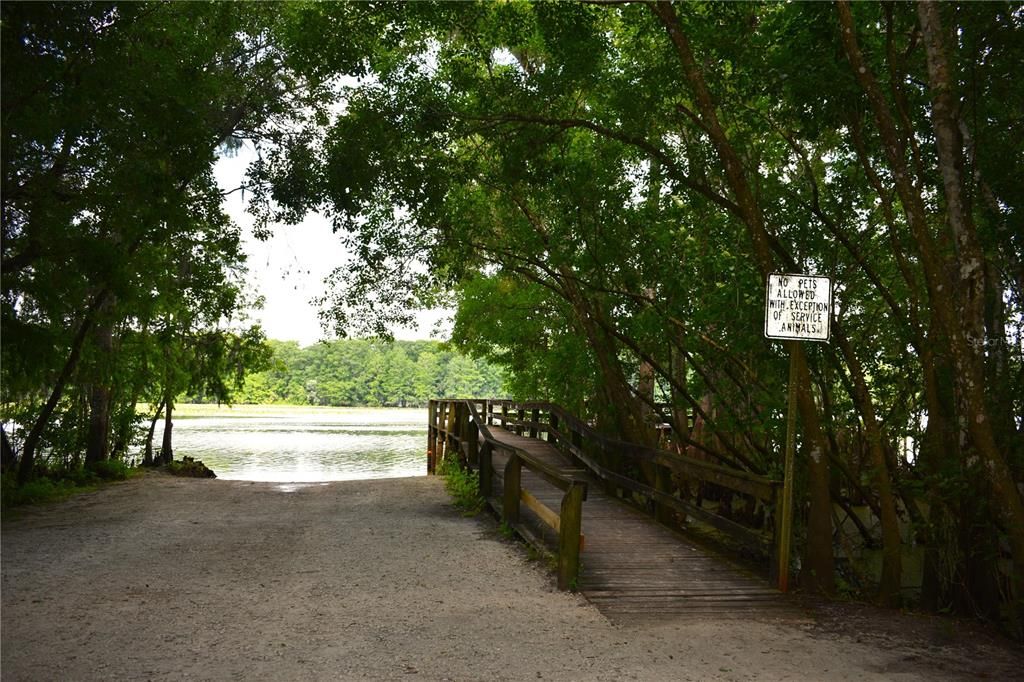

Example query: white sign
[764,273,832,342]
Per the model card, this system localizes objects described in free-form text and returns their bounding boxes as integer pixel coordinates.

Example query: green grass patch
[438,456,484,516]
[1,459,137,508]
[88,459,133,481]
[1,475,86,507]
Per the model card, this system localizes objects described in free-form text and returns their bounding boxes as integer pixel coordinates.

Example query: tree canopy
[2,0,1022,633]
[247,1,1023,626]
[1,2,316,475]
[211,338,504,408]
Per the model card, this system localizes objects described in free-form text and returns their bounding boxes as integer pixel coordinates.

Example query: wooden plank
[479,441,493,497]
[551,440,771,550]
[503,454,522,524]
[487,438,588,495]
[521,488,560,532]
[427,400,436,474]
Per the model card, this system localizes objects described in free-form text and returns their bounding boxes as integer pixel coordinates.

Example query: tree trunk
[839,0,1024,605]
[834,329,903,605]
[1,424,16,473]
[635,291,657,424]
[84,384,111,466]
[850,104,960,613]
[560,272,654,448]
[143,400,166,467]
[790,344,836,594]
[651,1,835,593]
[669,344,690,452]
[17,291,107,484]
[161,393,174,465]
[111,382,142,460]
[84,298,115,465]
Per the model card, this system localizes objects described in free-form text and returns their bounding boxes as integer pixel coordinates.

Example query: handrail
[464,401,588,493]
[486,399,777,501]
[483,399,779,554]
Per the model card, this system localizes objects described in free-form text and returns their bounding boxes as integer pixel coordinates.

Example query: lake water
[158,406,428,482]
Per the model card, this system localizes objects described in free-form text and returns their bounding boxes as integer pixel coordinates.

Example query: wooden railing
[430,395,774,557]
[428,399,588,590]
[482,400,779,554]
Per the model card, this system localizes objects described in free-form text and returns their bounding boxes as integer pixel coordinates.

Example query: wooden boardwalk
[485,426,799,624]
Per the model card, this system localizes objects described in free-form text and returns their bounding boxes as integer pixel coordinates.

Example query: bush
[0,460,133,507]
[439,455,484,516]
[166,456,216,478]
[88,459,132,481]
[2,476,66,506]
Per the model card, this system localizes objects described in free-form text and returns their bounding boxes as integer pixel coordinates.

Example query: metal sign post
[764,273,832,593]
[778,342,800,593]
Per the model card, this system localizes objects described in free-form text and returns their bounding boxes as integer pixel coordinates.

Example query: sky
[213,143,451,346]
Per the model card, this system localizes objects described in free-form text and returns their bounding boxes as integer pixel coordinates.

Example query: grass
[499,521,515,540]
[438,455,485,516]
[1,459,136,509]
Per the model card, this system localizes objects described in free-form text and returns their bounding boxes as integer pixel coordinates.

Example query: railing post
[466,407,479,467]
[517,405,525,436]
[486,400,493,426]
[454,402,464,459]
[654,464,673,525]
[547,411,558,445]
[530,408,539,438]
[770,482,783,585]
[570,428,583,467]
[503,453,522,524]
[432,402,440,465]
[502,403,508,430]
[558,482,585,591]
[445,401,457,464]
[427,400,436,474]
[436,401,445,463]
[479,441,493,497]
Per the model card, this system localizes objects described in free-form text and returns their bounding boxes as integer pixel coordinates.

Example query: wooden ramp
[485,426,798,624]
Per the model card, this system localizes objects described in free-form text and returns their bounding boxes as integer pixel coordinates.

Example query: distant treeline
[189,339,505,408]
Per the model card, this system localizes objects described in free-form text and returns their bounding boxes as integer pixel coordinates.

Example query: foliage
[1,475,85,508]
[217,338,505,407]
[2,0,1021,634]
[246,0,1024,629]
[438,454,484,517]
[87,459,133,482]
[166,456,217,479]
[1,459,135,508]
[1,1,300,478]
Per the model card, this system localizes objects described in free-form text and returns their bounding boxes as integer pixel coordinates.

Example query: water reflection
[275,482,330,493]
[159,407,428,482]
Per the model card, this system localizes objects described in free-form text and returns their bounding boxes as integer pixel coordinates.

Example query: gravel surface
[2,472,1021,680]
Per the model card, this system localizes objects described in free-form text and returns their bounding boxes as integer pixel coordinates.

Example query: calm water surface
[159,406,427,481]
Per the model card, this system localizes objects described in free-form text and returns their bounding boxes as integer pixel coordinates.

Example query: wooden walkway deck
[485,426,799,624]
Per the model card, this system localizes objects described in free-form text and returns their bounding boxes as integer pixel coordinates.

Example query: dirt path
[2,473,1020,680]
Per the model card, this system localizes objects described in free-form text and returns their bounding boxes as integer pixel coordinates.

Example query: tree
[250,0,1022,622]
[2,2,304,479]
[226,339,503,408]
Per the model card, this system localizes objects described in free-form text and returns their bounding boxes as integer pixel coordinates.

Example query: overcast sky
[213,143,450,346]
